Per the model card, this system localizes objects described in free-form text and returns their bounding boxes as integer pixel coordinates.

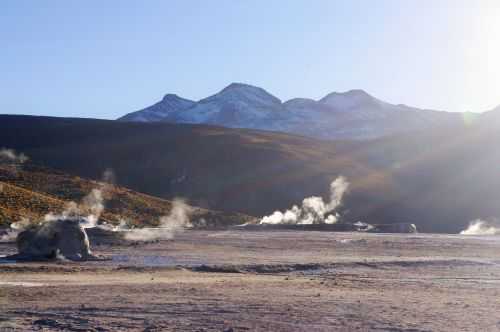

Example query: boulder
[15,219,93,261]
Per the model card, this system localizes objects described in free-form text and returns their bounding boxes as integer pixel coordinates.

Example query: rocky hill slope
[0,113,498,233]
[0,163,253,228]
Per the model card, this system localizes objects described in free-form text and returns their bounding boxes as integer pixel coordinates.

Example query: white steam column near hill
[460,219,500,235]
[260,176,349,225]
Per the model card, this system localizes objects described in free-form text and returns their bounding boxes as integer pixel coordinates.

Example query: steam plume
[460,219,500,235]
[0,148,29,164]
[1,186,105,243]
[102,168,116,184]
[43,188,105,228]
[0,148,29,176]
[260,176,349,225]
[123,199,193,241]
[3,166,192,243]
[44,169,114,227]
[0,217,31,242]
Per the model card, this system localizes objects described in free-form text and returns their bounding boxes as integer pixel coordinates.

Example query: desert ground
[1,230,500,331]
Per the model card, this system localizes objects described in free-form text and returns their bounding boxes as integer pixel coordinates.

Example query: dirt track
[1,230,500,331]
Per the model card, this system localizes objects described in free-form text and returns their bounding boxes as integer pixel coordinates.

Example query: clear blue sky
[2,0,499,119]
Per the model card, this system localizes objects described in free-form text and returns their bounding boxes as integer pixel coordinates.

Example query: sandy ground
[1,230,500,331]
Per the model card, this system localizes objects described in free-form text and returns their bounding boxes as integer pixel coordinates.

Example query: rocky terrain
[1,230,500,331]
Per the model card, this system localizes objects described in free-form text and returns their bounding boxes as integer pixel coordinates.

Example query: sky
[1,0,500,119]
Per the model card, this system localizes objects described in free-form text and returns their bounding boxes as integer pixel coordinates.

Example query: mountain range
[119,83,475,140]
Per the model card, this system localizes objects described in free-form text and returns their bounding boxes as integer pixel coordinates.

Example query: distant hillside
[0,163,253,228]
[118,83,466,140]
[0,114,498,233]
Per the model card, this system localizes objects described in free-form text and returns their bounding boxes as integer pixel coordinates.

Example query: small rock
[33,318,60,328]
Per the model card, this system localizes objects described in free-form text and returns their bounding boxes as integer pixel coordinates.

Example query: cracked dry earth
[1,231,500,331]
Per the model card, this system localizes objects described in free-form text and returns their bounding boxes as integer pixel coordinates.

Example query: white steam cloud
[460,219,500,236]
[44,188,106,228]
[44,169,115,228]
[0,148,29,176]
[260,176,349,225]
[0,148,29,164]
[122,199,192,241]
[0,217,31,242]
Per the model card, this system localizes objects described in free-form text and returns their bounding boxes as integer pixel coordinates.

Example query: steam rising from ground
[41,168,117,229]
[460,219,500,235]
[0,149,31,242]
[1,183,108,243]
[0,217,30,242]
[2,167,193,243]
[122,199,192,241]
[0,148,29,164]
[0,148,29,176]
[260,176,349,225]
[44,181,108,228]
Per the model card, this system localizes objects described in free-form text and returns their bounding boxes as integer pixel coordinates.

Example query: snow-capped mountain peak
[162,93,181,101]
[167,83,283,125]
[319,89,381,110]
[119,94,195,122]
[118,83,463,140]
[200,82,281,107]
[283,98,317,108]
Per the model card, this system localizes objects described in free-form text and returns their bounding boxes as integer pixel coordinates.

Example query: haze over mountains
[119,83,472,140]
[2,109,500,233]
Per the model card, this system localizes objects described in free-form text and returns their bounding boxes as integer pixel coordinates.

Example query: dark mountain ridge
[0,113,497,233]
